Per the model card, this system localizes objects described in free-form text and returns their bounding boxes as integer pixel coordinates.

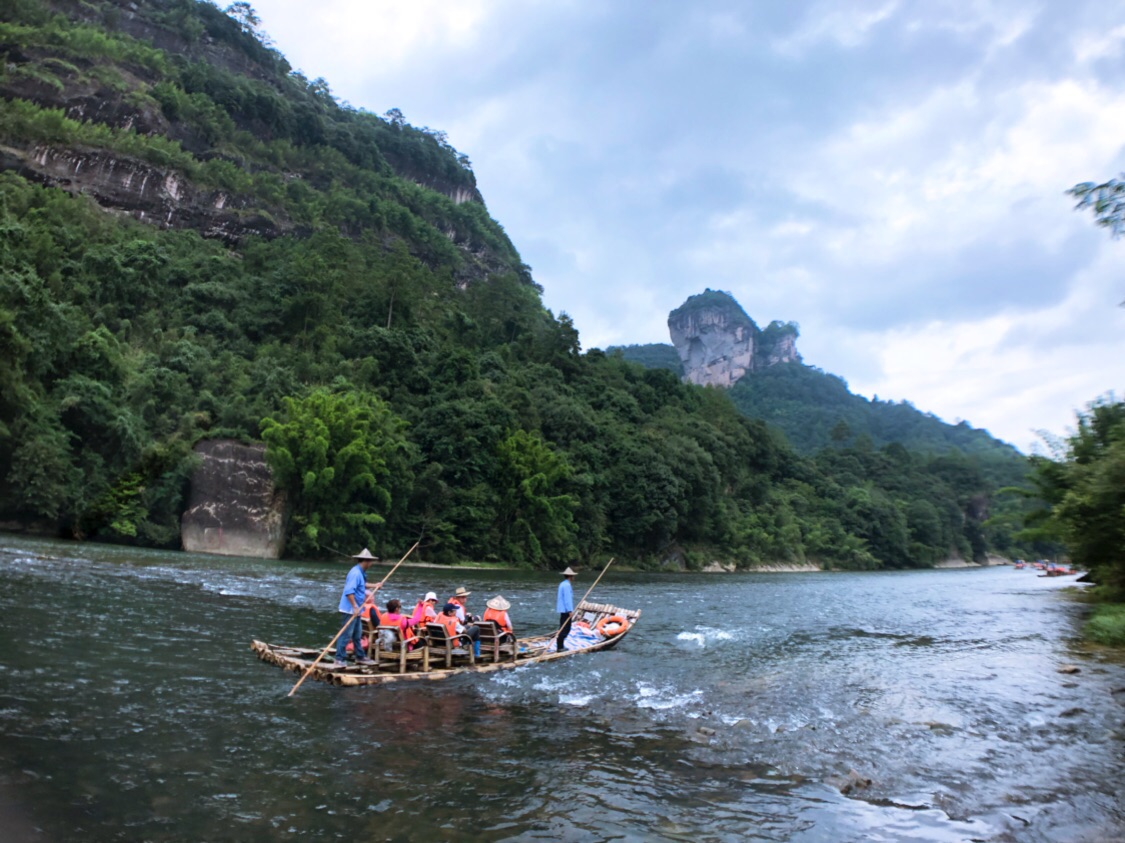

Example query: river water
[0,536,1122,842]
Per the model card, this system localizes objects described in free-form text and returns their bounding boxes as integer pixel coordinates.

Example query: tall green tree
[1022,399,1125,590]
[493,429,578,567]
[260,388,410,557]
[1069,175,1125,304]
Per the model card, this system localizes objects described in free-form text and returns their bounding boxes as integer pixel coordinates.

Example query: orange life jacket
[483,607,512,633]
[436,613,461,640]
[383,611,421,645]
[409,601,438,627]
[365,603,382,626]
[383,611,404,627]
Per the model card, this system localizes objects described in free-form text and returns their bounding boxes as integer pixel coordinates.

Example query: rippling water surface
[1,536,1122,842]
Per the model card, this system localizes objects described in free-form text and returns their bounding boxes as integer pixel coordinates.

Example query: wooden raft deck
[252,601,640,687]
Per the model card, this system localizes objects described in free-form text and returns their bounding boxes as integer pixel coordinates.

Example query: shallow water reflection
[1,536,1122,842]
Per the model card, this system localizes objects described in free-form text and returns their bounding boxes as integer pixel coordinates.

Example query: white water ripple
[676,625,735,648]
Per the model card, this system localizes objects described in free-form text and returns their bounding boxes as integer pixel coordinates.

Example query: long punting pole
[373,540,420,588]
[287,541,421,697]
[576,557,615,607]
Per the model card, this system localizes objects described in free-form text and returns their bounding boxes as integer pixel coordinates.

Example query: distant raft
[252,601,640,687]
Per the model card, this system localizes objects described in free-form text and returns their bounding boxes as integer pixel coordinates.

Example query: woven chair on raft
[424,622,476,668]
[475,620,517,664]
[371,624,429,674]
[361,616,379,659]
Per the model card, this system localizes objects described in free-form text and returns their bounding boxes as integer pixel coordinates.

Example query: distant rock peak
[668,289,801,388]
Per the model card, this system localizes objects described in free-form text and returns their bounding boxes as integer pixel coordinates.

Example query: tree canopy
[1020,399,1125,591]
[0,0,1042,570]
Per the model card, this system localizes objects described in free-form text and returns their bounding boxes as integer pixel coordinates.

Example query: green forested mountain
[0,0,1041,570]
[729,363,1022,457]
[608,344,683,375]
[614,343,1021,460]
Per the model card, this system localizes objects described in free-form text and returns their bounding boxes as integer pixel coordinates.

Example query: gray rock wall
[181,439,286,559]
[0,145,282,244]
[668,290,801,388]
[757,332,800,368]
[669,307,756,387]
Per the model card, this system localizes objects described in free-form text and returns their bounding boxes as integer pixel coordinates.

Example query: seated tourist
[363,594,382,627]
[447,586,477,622]
[381,598,421,649]
[412,591,439,625]
[437,602,480,658]
[483,595,514,641]
[447,586,481,651]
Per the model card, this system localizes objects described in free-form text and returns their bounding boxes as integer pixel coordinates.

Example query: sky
[248,0,1125,453]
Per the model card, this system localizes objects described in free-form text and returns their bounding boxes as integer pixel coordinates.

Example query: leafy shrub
[1085,604,1125,647]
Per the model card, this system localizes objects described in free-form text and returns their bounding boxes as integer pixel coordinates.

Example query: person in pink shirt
[412,591,439,625]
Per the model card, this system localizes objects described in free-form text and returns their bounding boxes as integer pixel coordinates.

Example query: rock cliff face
[0,27,292,243]
[0,1,490,249]
[181,439,286,559]
[668,290,801,388]
[1,144,284,242]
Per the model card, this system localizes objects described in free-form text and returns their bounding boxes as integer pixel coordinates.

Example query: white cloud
[769,74,1125,301]
[257,0,492,68]
[1073,23,1125,63]
[903,0,1037,51]
[773,0,900,56]
[252,0,500,117]
[853,241,1125,449]
[243,0,1125,450]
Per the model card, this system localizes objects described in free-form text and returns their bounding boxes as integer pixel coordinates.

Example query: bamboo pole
[372,540,420,588]
[576,557,615,607]
[287,541,420,697]
[286,611,359,697]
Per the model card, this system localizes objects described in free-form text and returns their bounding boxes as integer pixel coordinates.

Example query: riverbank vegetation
[1044,177,1125,645]
[0,167,1038,568]
[0,0,1043,570]
[1018,398,1125,644]
[1085,604,1125,647]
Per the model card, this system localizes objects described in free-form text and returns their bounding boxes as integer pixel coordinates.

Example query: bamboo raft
[252,601,641,687]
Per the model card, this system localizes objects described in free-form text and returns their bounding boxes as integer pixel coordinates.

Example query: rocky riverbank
[933,553,1010,569]
[699,554,1012,574]
[701,560,823,573]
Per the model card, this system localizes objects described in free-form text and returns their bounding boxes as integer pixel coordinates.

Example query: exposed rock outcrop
[181,439,286,559]
[0,2,498,264]
[934,552,1010,568]
[668,290,801,388]
[826,769,872,795]
[701,561,737,573]
[1,144,284,243]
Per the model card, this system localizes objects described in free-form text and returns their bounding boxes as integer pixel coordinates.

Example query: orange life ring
[595,615,628,637]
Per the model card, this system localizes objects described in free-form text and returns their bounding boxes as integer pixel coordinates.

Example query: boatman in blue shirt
[555,566,577,651]
[333,548,382,668]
